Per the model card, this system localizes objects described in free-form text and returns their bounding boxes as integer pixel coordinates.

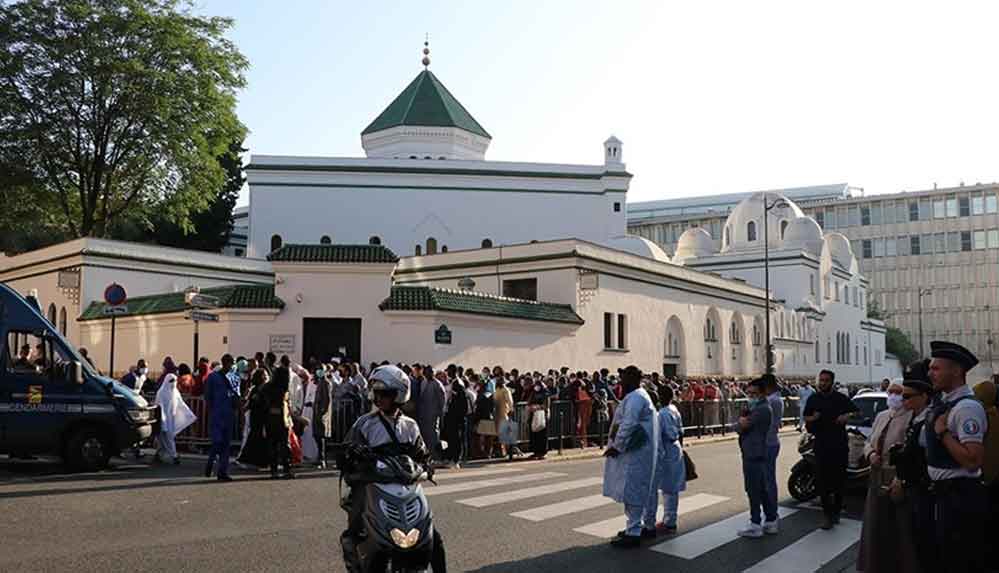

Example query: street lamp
[986,304,994,373]
[763,193,789,376]
[917,288,931,358]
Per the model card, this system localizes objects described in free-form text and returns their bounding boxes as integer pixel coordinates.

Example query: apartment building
[628,182,999,366]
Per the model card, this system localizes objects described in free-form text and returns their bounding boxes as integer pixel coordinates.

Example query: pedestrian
[803,369,860,529]
[922,341,988,572]
[312,367,332,469]
[153,361,196,465]
[415,367,446,460]
[264,366,294,479]
[176,362,195,395]
[797,382,814,432]
[593,388,610,446]
[442,378,470,468]
[972,377,999,569]
[736,377,773,538]
[603,365,659,549]
[645,385,686,535]
[237,368,272,468]
[473,381,497,458]
[120,359,148,395]
[762,374,783,534]
[857,379,918,572]
[299,370,320,463]
[494,376,515,458]
[528,382,549,460]
[204,354,239,482]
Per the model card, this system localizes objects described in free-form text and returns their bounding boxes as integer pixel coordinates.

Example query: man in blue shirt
[204,354,240,481]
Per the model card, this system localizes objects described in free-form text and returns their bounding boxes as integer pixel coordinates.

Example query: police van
[0,284,157,471]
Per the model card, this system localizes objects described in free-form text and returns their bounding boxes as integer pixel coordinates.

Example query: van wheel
[65,427,111,472]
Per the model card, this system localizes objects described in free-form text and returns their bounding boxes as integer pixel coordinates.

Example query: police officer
[923,341,988,572]
[338,365,444,572]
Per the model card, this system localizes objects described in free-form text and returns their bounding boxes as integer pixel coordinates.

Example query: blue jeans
[743,458,767,525]
[764,443,780,522]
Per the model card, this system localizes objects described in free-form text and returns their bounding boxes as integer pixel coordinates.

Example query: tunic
[603,388,659,505]
[653,404,686,494]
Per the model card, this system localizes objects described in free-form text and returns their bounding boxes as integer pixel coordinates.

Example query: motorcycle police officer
[922,341,988,572]
[338,365,446,572]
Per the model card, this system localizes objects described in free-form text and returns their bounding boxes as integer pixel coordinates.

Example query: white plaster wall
[2,272,80,342]
[249,185,626,259]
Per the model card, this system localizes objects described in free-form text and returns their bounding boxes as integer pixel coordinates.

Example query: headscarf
[157,356,177,386]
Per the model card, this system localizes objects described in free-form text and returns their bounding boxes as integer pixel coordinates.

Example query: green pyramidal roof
[362,70,490,138]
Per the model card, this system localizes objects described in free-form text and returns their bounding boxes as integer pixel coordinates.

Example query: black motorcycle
[788,428,871,502]
[340,448,445,572]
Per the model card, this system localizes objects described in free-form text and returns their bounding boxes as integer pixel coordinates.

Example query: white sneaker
[762,520,779,535]
[737,522,764,538]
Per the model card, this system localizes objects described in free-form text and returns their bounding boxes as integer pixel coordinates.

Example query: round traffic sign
[104,283,127,306]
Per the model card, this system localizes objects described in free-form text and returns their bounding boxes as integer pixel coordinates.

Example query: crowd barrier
[152,392,802,460]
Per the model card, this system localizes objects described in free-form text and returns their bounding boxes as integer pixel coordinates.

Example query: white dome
[674,227,715,262]
[601,235,672,263]
[720,192,805,253]
[783,216,824,254]
[824,232,856,270]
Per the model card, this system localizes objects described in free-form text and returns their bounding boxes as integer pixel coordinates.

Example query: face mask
[138,368,148,376]
[887,394,903,410]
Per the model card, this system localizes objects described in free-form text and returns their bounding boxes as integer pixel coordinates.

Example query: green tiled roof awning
[379,286,583,325]
[267,244,399,264]
[79,284,284,321]
[362,70,490,138]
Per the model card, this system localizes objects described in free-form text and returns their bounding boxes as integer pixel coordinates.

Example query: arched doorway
[730,311,746,374]
[664,315,685,377]
[703,307,722,375]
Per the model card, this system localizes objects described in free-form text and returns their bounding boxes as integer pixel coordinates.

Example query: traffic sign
[187,310,219,322]
[189,294,220,308]
[103,305,128,316]
[104,283,127,306]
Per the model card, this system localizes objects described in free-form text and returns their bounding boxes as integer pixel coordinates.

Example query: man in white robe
[300,374,319,461]
[603,365,659,548]
[154,370,197,464]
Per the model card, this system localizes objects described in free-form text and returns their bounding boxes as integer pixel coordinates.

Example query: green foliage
[867,299,886,320]
[886,326,918,365]
[0,0,247,244]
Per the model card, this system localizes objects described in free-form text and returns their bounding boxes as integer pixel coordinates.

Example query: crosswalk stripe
[572,493,730,539]
[650,506,798,559]
[741,518,861,573]
[432,467,525,481]
[509,493,614,522]
[456,477,604,508]
[423,472,566,497]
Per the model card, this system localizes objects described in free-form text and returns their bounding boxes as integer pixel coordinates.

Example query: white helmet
[368,365,411,404]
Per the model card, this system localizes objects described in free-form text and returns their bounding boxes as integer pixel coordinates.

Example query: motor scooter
[788,427,870,502]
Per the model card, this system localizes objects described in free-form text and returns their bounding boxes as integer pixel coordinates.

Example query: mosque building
[0,46,897,382]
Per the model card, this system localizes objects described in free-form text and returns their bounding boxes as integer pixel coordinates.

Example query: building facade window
[988,230,999,249]
[909,201,919,221]
[747,221,757,242]
[910,235,921,255]
[604,313,614,349]
[815,211,825,228]
[47,303,56,326]
[885,237,897,257]
[780,219,789,238]
[426,237,438,255]
[961,231,972,251]
[369,236,381,245]
[503,278,538,301]
[946,197,958,217]
[270,234,283,252]
[974,230,987,250]
[862,240,873,258]
[617,314,628,350]
[810,274,815,295]
[415,245,422,256]
[974,195,985,215]
[320,235,332,245]
[861,206,871,226]
[481,238,493,248]
[960,197,971,217]
[988,195,998,214]
[59,307,67,335]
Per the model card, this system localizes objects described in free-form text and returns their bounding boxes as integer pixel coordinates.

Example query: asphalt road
[0,433,865,573]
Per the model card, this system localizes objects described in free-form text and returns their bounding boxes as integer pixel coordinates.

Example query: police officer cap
[902,358,932,393]
[930,340,979,371]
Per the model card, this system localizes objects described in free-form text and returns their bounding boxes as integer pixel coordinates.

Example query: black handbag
[683,450,698,481]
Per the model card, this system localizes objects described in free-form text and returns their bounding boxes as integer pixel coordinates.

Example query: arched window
[481,238,493,248]
[747,221,757,242]
[827,338,832,363]
[59,307,67,335]
[320,235,332,245]
[47,303,57,326]
[415,245,422,256]
[369,236,381,245]
[270,234,283,252]
[780,219,789,239]
[441,245,448,253]
[724,226,730,247]
[426,237,438,255]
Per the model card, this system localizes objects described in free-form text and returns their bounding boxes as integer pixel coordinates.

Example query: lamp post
[917,288,931,358]
[763,194,789,376]
[986,304,994,373]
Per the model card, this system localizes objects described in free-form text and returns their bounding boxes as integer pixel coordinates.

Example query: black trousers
[268,432,292,475]
[815,448,847,519]
[933,478,987,573]
[910,485,939,571]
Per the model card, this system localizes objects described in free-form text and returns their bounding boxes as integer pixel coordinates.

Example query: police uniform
[920,341,989,573]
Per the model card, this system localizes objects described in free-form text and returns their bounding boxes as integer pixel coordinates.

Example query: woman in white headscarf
[154,361,197,464]
[856,379,918,572]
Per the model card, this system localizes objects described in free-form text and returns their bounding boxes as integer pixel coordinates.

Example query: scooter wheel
[788,464,817,502]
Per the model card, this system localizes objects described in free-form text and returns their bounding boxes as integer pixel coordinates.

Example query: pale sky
[203,1,999,205]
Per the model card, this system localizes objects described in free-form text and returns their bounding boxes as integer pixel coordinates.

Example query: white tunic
[603,388,659,506]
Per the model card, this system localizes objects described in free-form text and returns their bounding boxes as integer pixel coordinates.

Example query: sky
[200,1,999,206]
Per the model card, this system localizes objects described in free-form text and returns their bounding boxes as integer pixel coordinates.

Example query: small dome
[721,192,805,253]
[601,235,672,263]
[824,232,856,269]
[674,227,715,262]
[783,216,824,254]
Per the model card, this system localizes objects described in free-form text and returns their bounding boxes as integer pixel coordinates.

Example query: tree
[0,0,247,242]
[886,326,918,365]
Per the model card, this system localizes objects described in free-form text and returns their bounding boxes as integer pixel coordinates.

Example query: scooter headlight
[389,528,421,549]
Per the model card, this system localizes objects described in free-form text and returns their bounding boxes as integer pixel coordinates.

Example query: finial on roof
[422,34,430,68]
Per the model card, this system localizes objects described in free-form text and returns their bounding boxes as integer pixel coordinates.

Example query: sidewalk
[459,426,801,469]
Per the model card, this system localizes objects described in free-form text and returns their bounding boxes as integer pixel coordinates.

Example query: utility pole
[763,193,788,376]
